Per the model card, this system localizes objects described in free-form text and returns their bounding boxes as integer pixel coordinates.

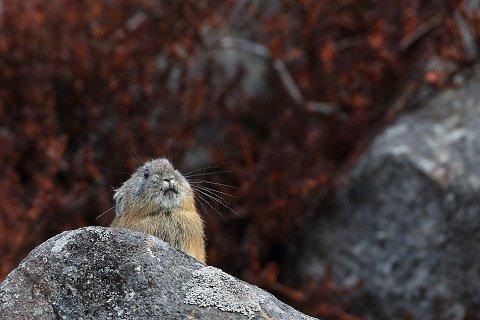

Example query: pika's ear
[113,189,125,218]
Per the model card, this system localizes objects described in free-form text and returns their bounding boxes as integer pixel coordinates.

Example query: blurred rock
[454,10,478,61]
[456,0,480,62]
[292,64,480,319]
[159,2,279,171]
[0,227,316,320]
[158,1,278,102]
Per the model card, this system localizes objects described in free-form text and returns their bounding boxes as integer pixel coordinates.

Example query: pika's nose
[163,177,175,188]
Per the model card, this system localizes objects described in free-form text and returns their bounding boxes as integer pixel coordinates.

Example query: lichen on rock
[185,266,266,319]
[0,227,317,320]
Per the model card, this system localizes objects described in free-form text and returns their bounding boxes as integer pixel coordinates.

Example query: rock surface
[0,227,316,320]
[293,64,480,319]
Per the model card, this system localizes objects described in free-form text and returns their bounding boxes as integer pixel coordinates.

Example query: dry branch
[399,15,443,52]
[213,36,347,120]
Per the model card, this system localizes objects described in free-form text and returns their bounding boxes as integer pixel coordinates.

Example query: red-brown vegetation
[0,0,477,318]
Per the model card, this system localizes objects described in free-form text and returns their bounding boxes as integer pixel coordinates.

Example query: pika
[110,158,206,263]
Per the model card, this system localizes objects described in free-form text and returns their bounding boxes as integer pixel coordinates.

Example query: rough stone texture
[293,64,480,319]
[0,227,316,320]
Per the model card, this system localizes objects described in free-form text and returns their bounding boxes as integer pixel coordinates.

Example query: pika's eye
[143,167,150,179]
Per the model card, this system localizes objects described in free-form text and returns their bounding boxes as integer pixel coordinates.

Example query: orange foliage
[0,0,477,319]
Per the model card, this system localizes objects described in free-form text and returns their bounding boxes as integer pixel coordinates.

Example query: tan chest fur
[111,208,206,263]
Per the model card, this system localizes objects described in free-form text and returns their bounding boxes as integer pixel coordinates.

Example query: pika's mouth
[163,187,178,195]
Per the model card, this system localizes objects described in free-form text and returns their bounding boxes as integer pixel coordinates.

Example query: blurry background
[0,0,479,319]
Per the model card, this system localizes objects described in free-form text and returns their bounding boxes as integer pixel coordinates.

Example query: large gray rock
[294,64,480,319]
[0,227,316,320]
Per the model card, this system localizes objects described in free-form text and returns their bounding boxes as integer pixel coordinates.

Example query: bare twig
[384,82,417,122]
[399,15,442,52]
[306,101,348,121]
[335,35,364,51]
[272,59,305,105]
[212,36,347,120]
[218,37,271,57]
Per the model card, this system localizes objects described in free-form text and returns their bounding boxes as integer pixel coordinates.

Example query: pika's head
[114,158,194,218]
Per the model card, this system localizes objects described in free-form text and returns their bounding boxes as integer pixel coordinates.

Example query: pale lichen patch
[51,230,82,253]
[185,266,266,319]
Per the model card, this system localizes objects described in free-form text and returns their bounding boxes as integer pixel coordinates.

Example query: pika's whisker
[194,193,212,220]
[184,161,235,176]
[192,186,231,206]
[194,191,227,221]
[188,180,239,189]
[108,160,135,169]
[96,205,116,220]
[94,164,130,175]
[184,170,232,178]
[193,184,238,199]
[192,187,238,216]
[123,138,143,165]
[167,135,174,164]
